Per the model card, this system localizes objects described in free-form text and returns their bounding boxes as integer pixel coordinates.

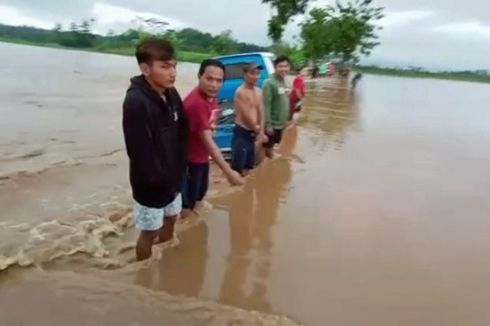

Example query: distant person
[328,62,336,76]
[351,72,363,89]
[311,66,319,79]
[318,62,327,76]
[122,39,188,261]
[343,66,351,79]
[231,62,267,176]
[182,59,244,212]
[289,65,308,121]
[262,55,291,159]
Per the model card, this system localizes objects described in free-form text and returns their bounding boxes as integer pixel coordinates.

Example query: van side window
[224,63,252,80]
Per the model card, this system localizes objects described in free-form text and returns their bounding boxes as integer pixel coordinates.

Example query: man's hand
[265,125,274,136]
[226,170,245,186]
[257,132,269,144]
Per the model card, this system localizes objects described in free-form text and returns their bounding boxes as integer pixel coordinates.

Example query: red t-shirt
[290,75,305,108]
[183,87,218,163]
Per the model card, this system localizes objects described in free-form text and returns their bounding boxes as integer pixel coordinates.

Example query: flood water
[1,42,490,326]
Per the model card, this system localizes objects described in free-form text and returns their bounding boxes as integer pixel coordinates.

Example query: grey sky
[1,0,488,70]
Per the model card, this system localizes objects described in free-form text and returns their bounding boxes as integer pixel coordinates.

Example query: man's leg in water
[133,201,165,261]
[182,164,200,217]
[265,147,274,159]
[157,193,182,242]
[158,215,177,243]
[136,230,158,261]
[264,129,281,159]
[195,163,211,209]
[255,135,268,165]
[263,130,275,159]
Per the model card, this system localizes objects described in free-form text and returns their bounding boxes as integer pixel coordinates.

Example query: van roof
[214,52,275,60]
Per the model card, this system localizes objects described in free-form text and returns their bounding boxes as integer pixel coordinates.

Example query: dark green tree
[301,0,384,64]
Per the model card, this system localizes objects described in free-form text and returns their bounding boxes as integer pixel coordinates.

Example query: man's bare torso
[234,85,261,130]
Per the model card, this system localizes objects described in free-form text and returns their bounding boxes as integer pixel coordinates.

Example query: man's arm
[293,78,304,100]
[256,88,263,128]
[262,81,273,130]
[199,130,244,185]
[122,95,162,186]
[294,88,303,100]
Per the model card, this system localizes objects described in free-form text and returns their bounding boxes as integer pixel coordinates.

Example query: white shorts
[133,194,182,231]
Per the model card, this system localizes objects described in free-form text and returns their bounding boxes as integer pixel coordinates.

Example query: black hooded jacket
[122,75,188,208]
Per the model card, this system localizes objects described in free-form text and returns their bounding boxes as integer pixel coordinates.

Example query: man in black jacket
[122,39,188,261]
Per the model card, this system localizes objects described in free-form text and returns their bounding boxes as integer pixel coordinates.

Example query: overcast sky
[0,0,488,70]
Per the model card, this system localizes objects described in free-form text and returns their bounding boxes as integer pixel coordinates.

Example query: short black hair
[135,38,175,65]
[198,59,226,77]
[274,55,291,67]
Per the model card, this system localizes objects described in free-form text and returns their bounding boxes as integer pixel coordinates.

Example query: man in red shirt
[289,65,308,121]
[183,59,244,211]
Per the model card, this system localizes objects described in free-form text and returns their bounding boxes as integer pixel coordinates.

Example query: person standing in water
[231,62,268,176]
[122,39,188,261]
[182,59,244,212]
[351,72,363,89]
[262,56,291,159]
[289,65,308,122]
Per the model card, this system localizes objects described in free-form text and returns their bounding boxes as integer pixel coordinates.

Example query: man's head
[198,59,225,98]
[243,62,263,86]
[273,56,291,79]
[298,65,309,78]
[136,39,177,90]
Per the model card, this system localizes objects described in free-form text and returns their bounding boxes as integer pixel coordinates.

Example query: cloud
[434,21,490,41]
[92,3,186,29]
[378,10,434,28]
[0,4,53,29]
[90,2,187,34]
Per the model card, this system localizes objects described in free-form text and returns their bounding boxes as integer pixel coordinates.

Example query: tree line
[0,21,267,56]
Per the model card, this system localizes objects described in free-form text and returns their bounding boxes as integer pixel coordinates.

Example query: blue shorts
[231,124,256,174]
[133,194,182,231]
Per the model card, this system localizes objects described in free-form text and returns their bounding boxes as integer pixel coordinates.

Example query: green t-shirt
[262,75,290,130]
[319,63,327,74]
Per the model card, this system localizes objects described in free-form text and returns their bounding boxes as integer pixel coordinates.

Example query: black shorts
[231,124,256,173]
[263,129,283,149]
[182,162,209,210]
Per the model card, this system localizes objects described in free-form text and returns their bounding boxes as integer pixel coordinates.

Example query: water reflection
[214,147,294,311]
[135,222,208,297]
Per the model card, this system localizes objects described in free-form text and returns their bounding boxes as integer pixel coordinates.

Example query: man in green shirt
[262,56,291,159]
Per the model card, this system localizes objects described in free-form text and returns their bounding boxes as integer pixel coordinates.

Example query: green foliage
[301,0,384,64]
[212,30,235,54]
[262,0,309,41]
[270,41,306,69]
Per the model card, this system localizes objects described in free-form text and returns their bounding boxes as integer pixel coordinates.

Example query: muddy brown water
[1,42,490,325]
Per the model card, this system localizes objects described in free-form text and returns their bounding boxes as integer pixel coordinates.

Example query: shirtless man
[231,62,267,176]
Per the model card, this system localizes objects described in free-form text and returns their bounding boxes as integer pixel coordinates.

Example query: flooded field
[1,42,490,325]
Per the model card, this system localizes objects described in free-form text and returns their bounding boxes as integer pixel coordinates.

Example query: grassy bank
[100,46,210,63]
[356,65,490,84]
[0,37,210,63]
